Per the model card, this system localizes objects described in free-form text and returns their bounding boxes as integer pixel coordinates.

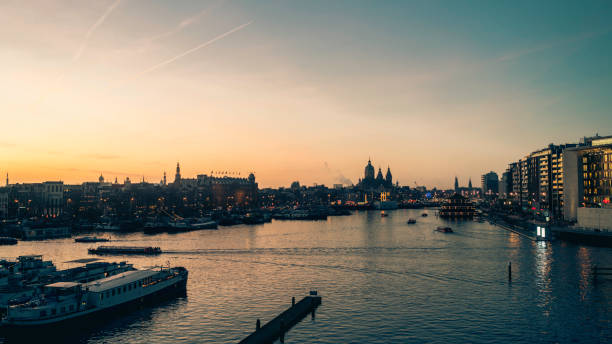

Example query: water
[1,209,612,343]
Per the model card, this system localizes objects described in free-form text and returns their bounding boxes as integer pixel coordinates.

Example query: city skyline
[2,1,612,188]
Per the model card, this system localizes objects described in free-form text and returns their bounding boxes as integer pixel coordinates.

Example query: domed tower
[99,174,104,183]
[385,166,392,185]
[364,158,375,180]
[248,173,256,183]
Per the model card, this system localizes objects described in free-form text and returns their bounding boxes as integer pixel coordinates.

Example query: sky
[1,0,611,188]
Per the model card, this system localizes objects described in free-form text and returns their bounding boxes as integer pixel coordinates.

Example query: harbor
[1,209,611,343]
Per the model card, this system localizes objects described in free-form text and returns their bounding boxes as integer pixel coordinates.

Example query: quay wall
[577,207,612,231]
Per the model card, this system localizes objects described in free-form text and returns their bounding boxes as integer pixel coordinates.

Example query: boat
[380,211,388,217]
[406,219,416,224]
[435,226,453,233]
[1,258,133,307]
[1,266,188,327]
[0,237,18,245]
[421,213,428,217]
[88,246,162,255]
[74,236,109,243]
[439,193,476,219]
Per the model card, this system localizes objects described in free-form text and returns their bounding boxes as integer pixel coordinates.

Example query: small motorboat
[75,236,110,243]
[380,211,388,217]
[421,213,428,217]
[435,226,453,233]
[407,219,416,224]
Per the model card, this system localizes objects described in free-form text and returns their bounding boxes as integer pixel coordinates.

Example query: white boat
[1,266,188,327]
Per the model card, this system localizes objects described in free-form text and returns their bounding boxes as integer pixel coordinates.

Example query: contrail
[138,21,253,76]
[72,0,122,62]
[35,0,121,107]
[146,0,227,44]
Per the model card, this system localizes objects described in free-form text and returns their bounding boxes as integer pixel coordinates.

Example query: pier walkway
[239,292,322,344]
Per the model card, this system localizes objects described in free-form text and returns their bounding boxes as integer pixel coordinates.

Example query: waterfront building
[0,189,7,219]
[481,171,499,197]
[452,177,479,198]
[563,136,612,229]
[196,172,258,208]
[505,143,576,219]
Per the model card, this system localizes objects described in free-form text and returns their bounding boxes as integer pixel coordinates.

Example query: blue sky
[1,0,611,187]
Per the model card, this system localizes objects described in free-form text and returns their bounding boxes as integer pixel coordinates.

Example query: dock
[238,291,322,344]
[493,222,537,241]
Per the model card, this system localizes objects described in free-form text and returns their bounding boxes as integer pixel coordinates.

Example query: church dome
[364,159,375,179]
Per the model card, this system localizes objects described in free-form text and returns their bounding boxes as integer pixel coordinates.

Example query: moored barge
[88,246,162,255]
[1,266,187,327]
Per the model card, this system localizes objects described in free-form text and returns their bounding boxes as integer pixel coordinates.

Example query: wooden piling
[508,262,512,282]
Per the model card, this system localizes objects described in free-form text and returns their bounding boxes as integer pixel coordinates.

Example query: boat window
[112,289,116,296]
[40,310,47,317]
[100,293,104,300]
[117,287,121,295]
[128,284,131,291]
[106,291,110,298]
[123,286,126,292]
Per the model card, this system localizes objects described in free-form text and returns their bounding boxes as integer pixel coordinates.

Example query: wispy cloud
[497,29,611,62]
[138,21,253,76]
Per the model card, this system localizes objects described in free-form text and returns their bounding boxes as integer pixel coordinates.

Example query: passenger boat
[74,236,109,243]
[406,219,416,224]
[1,266,188,327]
[380,211,388,217]
[435,226,453,233]
[1,259,133,307]
[0,237,18,245]
[88,246,161,255]
[421,213,428,217]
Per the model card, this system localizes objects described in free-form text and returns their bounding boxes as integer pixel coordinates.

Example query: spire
[174,162,181,184]
[5,173,8,187]
[454,176,459,191]
[163,171,167,186]
[468,178,472,189]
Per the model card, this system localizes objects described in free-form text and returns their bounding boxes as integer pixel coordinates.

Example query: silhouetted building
[481,171,499,197]
[358,158,393,190]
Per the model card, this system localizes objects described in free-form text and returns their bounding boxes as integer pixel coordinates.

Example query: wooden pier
[239,291,322,344]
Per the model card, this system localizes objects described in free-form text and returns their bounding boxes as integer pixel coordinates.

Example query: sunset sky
[1,0,611,188]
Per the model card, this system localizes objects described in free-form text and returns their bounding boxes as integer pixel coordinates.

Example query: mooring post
[292,296,295,307]
[256,319,260,331]
[311,308,316,320]
[508,262,512,282]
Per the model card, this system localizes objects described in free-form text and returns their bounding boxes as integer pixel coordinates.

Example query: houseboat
[406,219,416,224]
[1,266,188,327]
[1,259,133,307]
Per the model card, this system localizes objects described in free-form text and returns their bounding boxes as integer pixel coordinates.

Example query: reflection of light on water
[577,247,592,300]
[535,241,553,317]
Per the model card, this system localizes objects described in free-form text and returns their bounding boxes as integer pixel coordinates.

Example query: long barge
[1,266,187,327]
[88,246,162,255]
